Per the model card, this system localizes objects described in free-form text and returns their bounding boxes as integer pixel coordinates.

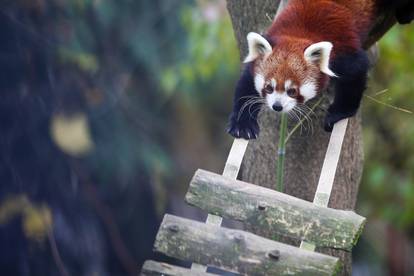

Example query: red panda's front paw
[324,109,357,132]
[227,116,259,140]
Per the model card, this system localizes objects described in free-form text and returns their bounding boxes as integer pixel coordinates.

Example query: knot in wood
[233,233,245,243]
[258,202,267,211]
[167,224,180,233]
[267,250,280,261]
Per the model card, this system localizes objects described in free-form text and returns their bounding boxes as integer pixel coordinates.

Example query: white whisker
[237,98,266,120]
[295,104,315,135]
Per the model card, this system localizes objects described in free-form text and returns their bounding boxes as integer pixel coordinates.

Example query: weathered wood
[312,119,349,207]
[141,260,215,276]
[155,214,341,276]
[222,138,249,179]
[185,169,365,251]
[204,138,249,228]
[299,119,349,251]
[191,138,249,271]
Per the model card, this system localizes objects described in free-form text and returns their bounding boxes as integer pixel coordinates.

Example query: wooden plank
[204,138,249,228]
[313,119,349,207]
[192,139,248,271]
[185,169,365,251]
[155,214,341,276]
[222,138,249,179]
[141,260,216,276]
[300,119,350,251]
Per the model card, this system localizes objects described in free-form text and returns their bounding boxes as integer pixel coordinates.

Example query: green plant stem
[364,94,413,114]
[277,113,288,192]
[276,96,323,191]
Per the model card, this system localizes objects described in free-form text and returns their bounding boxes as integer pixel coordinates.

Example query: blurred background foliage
[362,26,414,230]
[0,0,413,275]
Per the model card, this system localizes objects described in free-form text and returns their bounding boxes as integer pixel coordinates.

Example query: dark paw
[227,116,259,140]
[324,109,356,132]
[396,7,414,24]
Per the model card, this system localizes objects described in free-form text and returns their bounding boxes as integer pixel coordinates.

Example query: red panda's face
[253,50,319,112]
[244,33,336,113]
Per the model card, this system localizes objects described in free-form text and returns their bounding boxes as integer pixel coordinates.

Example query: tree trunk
[226,0,396,275]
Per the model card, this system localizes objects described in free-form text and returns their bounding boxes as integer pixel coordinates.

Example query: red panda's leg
[227,62,261,139]
[324,50,369,132]
[396,0,414,24]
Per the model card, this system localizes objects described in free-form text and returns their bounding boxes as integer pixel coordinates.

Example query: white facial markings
[266,91,297,112]
[300,82,317,102]
[284,79,293,91]
[271,78,276,88]
[265,79,298,112]
[254,74,265,95]
[266,92,278,109]
[267,80,317,112]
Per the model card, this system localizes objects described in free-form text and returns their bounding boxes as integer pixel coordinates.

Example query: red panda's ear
[304,42,337,77]
[243,32,272,63]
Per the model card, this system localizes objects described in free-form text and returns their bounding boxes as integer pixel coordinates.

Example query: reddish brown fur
[267,0,375,55]
[254,0,377,95]
[255,38,320,90]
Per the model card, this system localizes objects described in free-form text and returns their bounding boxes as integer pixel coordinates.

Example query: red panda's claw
[324,109,357,132]
[227,117,260,140]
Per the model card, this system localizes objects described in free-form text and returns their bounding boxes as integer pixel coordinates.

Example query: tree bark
[226,0,396,275]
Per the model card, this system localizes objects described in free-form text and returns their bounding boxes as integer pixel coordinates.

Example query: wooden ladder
[141,119,365,275]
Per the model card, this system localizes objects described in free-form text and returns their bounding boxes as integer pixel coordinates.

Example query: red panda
[228,0,414,139]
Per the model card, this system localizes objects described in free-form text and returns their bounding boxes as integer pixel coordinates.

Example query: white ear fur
[304,42,337,77]
[243,32,272,63]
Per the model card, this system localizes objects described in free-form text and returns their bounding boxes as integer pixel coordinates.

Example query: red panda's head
[244,32,337,113]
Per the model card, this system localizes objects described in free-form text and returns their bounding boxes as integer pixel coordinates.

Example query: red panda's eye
[287,88,298,98]
[263,85,273,94]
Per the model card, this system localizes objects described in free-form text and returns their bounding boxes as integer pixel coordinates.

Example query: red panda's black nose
[272,103,283,112]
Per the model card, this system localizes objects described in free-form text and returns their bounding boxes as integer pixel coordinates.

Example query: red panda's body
[268,1,368,53]
[258,0,373,102]
[227,0,414,139]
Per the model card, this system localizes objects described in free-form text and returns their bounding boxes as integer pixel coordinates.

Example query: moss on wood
[154,215,340,276]
[141,260,215,276]
[185,169,365,251]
